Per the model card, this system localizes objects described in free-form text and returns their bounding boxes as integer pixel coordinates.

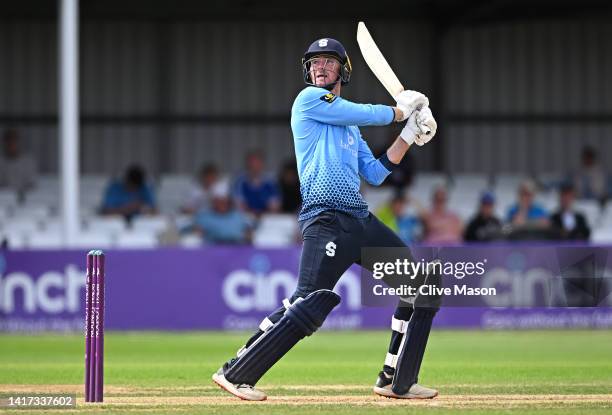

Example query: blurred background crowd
[1,127,610,248]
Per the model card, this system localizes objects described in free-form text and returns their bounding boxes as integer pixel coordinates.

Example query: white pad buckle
[391,316,408,333]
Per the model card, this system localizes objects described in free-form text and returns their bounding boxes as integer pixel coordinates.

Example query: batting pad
[391,307,437,395]
[224,289,341,386]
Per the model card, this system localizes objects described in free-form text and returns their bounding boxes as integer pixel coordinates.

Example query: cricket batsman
[213,37,439,401]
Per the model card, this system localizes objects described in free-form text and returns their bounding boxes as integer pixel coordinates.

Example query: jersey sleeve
[295,87,395,127]
[357,133,392,186]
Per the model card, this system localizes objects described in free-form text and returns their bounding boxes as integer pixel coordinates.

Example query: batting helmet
[302,38,352,88]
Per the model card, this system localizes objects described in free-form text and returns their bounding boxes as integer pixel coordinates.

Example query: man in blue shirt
[214,37,439,401]
[234,150,280,215]
[101,165,156,221]
[195,180,252,244]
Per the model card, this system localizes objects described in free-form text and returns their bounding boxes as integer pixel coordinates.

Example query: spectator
[464,192,502,242]
[234,150,280,215]
[101,165,156,220]
[377,193,423,244]
[181,163,219,214]
[278,160,301,213]
[574,146,607,203]
[550,183,591,240]
[0,129,37,194]
[194,180,252,244]
[506,179,549,227]
[422,186,463,244]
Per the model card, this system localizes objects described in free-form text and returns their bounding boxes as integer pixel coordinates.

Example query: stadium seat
[453,174,490,194]
[179,234,202,248]
[24,189,60,209]
[253,229,294,247]
[28,232,63,249]
[2,218,40,235]
[116,231,158,248]
[591,227,612,243]
[132,216,169,234]
[412,173,448,196]
[69,232,114,249]
[573,200,601,228]
[12,205,53,221]
[0,190,18,210]
[86,216,127,234]
[0,231,26,249]
[258,214,297,235]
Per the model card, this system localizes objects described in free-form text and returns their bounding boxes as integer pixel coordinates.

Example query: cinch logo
[0,265,85,314]
[222,267,360,312]
[318,39,328,47]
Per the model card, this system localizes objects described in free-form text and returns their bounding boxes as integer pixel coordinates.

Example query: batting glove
[394,90,429,122]
[414,107,437,146]
[400,107,437,146]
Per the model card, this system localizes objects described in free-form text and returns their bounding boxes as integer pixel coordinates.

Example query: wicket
[85,250,105,402]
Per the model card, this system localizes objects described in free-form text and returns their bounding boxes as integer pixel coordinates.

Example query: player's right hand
[394,90,429,122]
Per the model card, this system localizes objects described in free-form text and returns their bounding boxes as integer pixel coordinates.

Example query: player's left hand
[414,107,437,146]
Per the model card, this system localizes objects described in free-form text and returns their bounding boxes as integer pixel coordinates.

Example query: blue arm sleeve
[296,87,395,127]
[358,135,392,186]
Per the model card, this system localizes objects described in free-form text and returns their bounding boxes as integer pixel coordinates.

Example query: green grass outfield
[1,330,611,414]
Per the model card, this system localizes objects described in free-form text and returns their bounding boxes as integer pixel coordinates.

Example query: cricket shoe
[372,370,394,397]
[212,367,267,401]
[373,372,438,399]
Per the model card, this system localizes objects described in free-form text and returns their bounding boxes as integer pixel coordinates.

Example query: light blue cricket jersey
[290,86,395,221]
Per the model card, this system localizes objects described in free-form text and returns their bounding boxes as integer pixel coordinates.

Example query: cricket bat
[356,21,430,134]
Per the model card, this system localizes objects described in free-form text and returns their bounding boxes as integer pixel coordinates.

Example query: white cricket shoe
[373,372,438,399]
[212,368,267,401]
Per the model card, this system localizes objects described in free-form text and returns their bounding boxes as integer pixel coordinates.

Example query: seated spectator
[464,192,502,242]
[234,150,280,215]
[278,160,301,213]
[377,193,423,244]
[574,146,607,203]
[422,186,463,244]
[101,165,156,220]
[194,180,252,244]
[181,163,219,214]
[0,129,37,194]
[550,183,591,240]
[506,180,549,227]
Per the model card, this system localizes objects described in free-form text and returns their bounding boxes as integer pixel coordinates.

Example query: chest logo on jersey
[339,133,357,157]
[320,93,337,104]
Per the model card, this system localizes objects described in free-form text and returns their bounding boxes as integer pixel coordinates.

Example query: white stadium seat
[179,234,202,248]
[86,216,127,234]
[1,218,40,235]
[0,231,26,249]
[0,190,18,210]
[28,232,63,249]
[69,232,114,249]
[574,200,602,228]
[12,205,53,221]
[116,231,158,248]
[132,216,169,234]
